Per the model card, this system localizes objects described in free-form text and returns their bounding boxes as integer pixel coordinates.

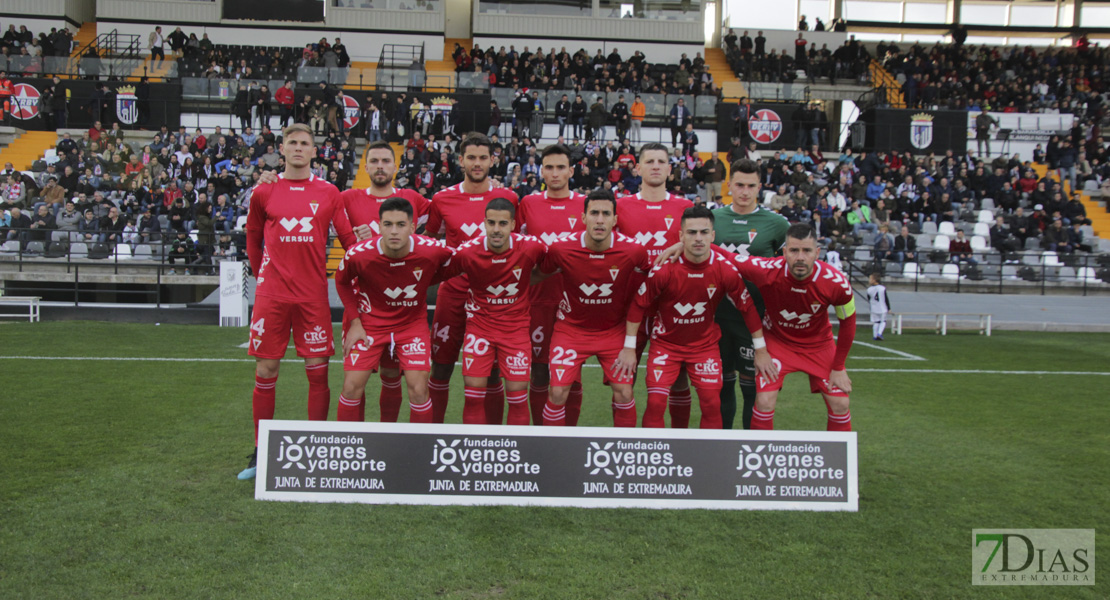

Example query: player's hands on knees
[353,224,374,241]
[754,348,778,383]
[343,319,370,356]
[829,369,852,394]
[258,170,279,185]
[654,242,684,266]
[613,348,638,381]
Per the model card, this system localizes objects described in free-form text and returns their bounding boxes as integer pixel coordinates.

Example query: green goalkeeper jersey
[712,205,789,325]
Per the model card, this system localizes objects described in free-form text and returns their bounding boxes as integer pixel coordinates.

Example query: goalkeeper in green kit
[711,159,789,429]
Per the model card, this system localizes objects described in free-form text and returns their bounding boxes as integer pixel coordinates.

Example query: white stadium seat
[937,222,956,236]
[1041,252,1061,267]
[971,235,988,250]
[973,222,990,237]
[977,209,994,223]
[941,264,960,279]
[933,234,950,251]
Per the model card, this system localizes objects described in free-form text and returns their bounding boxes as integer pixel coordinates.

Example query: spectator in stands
[99,206,126,245]
[28,204,56,244]
[669,98,691,148]
[136,206,160,244]
[846,200,877,237]
[891,226,917,266]
[872,224,895,262]
[948,230,978,266]
[168,231,196,275]
[275,81,295,128]
[588,96,607,142]
[990,215,1019,256]
[1043,218,1073,254]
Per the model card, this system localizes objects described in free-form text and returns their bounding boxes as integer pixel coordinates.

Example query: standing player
[517,144,586,425]
[615,142,696,427]
[867,273,890,341]
[724,224,857,431]
[538,190,651,426]
[446,198,546,425]
[239,123,357,480]
[616,206,774,428]
[334,198,456,423]
[426,134,519,424]
[711,158,789,429]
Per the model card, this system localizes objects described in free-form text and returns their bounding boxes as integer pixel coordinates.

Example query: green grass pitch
[1,322,1106,598]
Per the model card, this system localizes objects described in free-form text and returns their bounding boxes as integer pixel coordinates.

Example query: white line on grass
[0,356,1108,376]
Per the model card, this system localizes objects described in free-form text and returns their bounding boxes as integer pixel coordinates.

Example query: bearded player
[334,198,456,423]
[517,144,586,425]
[426,134,519,424]
[239,123,357,480]
[445,198,546,425]
[615,206,775,428]
[615,142,696,427]
[712,158,789,429]
[537,189,651,426]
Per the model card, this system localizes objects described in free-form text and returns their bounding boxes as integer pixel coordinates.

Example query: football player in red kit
[443,198,547,425]
[722,224,857,432]
[517,144,586,425]
[240,123,357,480]
[615,142,697,427]
[537,189,652,426]
[425,134,519,424]
[615,206,775,429]
[334,198,456,424]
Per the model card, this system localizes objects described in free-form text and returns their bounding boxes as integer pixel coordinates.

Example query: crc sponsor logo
[275,434,386,475]
[303,325,328,344]
[735,443,844,483]
[384,285,418,300]
[972,529,1094,586]
[429,437,540,477]
[505,351,529,370]
[583,440,692,480]
[279,216,314,233]
[693,357,720,376]
[400,337,426,355]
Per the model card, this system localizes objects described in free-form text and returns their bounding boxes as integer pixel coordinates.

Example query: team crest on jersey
[413,267,423,281]
[465,357,474,369]
[512,266,523,280]
[251,338,261,350]
[748,229,758,243]
[810,303,821,313]
[309,201,319,215]
[568,217,577,229]
[653,369,664,380]
[664,217,674,229]
[609,266,620,281]
[555,368,566,380]
[707,284,717,299]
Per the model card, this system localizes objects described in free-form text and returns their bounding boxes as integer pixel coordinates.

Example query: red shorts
[549,323,632,387]
[462,325,531,382]
[248,295,333,359]
[756,335,847,397]
[645,340,723,390]
[529,302,558,364]
[343,320,432,373]
[341,311,401,371]
[431,284,468,365]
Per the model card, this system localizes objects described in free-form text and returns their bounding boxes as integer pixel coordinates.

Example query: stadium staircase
[705,48,746,101]
[129,55,176,81]
[423,38,470,93]
[346,61,376,87]
[868,59,905,109]
[325,142,406,277]
[0,131,58,171]
[1031,163,1110,240]
[70,23,98,59]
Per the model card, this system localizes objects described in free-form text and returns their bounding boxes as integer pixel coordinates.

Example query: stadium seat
[1021,253,1040,266]
[25,241,45,255]
[1002,265,1019,279]
[1041,252,1061,267]
[971,235,988,251]
[1083,180,1098,192]
[235,215,248,230]
[941,264,960,280]
[921,221,938,235]
[134,244,153,259]
[922,263,943,278]
[1024,237,1041,251]
[70,242,88,258]
[977,210,993,223]
[981,198,995,211]
[1056,267,1076,281]
[937,222,956,236]
[0,240,18,254]
[932,234,950,251]
[853,248,871,262]
[902,262,920,279]
[973,222,990,237]
[113,244,133,261]
[1077,267,1100,283]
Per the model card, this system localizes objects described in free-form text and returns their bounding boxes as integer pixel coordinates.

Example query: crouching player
[615,206,775,428]
[333,198,457,423]
[536,189,652,426]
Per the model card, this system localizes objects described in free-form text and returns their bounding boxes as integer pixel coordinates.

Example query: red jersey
[340,187,430,236]
[425,183,519,294]
[729,256,854,349]
[246,173,355,302]
[445,233,546,331]
[615,191,693,261]
[540,232,650,332]
[518,190,586,305]
[628,251,760,348]
[334,234,455,329]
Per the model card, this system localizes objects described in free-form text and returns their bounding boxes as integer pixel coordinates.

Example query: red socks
[529,381,548,425]
[429,378,450,423]
[566,381,583,426]
[305,362,330,420]
[337,394,365,422]
[612,398,637,427]
[252,374,277,444]
[751,408,774,430]
[668,386,692,429]
[542,399,566,426]
[642,386,669,428]
[485,381,505,425]
[827,410,852,432]
[463,386,487,425]
[506,389,530,425]
[379,373,403,422]
[409,397,433,423]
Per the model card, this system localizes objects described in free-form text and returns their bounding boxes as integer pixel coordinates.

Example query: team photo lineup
[237,126,858,480]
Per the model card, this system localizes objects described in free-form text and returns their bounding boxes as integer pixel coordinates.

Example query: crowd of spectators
[0,24,75,66]
[454,44,721,97]
[723,30,873,85]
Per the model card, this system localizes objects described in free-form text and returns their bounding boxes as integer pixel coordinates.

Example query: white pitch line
[844,339,927,361]
[0,356,1107,376]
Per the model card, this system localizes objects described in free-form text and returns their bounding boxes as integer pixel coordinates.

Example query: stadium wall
[3,0,95,28]
[723,29,848,59]
[472,37,703,68]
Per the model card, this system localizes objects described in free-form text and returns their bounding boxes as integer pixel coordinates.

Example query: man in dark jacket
[610,94,630,143]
